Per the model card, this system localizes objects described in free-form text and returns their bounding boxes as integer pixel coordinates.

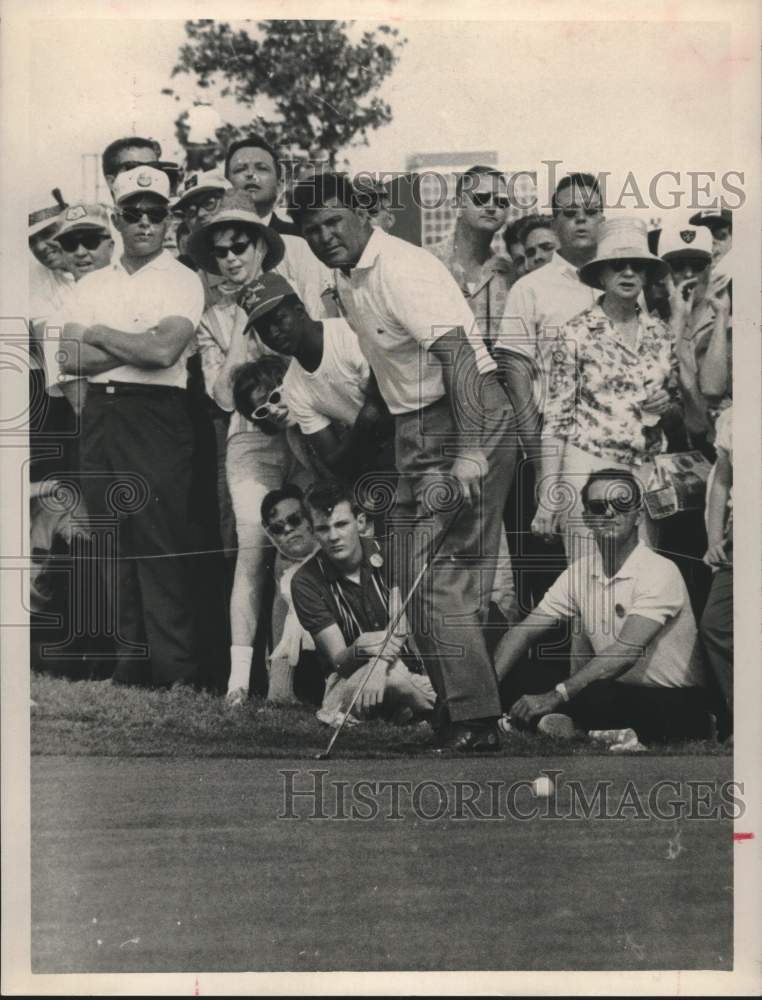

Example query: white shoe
[589,727,638,745]
[226,687,248,707]
[537,713,577,738]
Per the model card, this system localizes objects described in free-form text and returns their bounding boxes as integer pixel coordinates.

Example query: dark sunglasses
[525,242,557,257]
[211,239,251,260]
[469,192,510,209]
[187,195,223,219]
[608,259,648,273]
[671,259,709,274]
[119,206,169,225]
[266,511,305,536]
[585,497,640,516]
[57,231,110,253]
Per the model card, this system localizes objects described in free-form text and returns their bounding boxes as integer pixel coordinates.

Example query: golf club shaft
[319,510,458,758]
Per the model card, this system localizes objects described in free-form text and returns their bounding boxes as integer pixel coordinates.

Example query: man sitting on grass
[290,481,436,727]
[493,469,714,744]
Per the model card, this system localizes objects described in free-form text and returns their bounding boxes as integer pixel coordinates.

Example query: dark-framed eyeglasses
[119,205,169,225]
[265,511,305,536]
[608,259,648,273]
[560,207,602,219]
[187,194,223,219]
[211,239,252,261]
[57,231,110,253]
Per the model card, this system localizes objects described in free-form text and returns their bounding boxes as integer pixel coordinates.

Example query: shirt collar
[352,227,385,271]
[590,540,648,583]
[115,249,174,275]
[550,250,582,280]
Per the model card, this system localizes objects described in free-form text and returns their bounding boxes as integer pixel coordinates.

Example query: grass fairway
[32,755,733,974]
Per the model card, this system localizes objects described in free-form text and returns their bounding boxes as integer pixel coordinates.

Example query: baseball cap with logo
[657,220,713,263]
[112,166,171,205]
[55,203,111,238]
[241,273,300,333]
[173,170,231,212]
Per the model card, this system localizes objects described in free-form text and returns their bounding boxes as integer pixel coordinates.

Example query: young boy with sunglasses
[494,469,714,745]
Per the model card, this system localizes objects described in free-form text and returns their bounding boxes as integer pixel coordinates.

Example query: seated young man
[493,469,714,744]
[289,481,436,727]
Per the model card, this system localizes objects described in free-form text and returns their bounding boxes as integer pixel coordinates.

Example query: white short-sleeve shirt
[62,250,205,388]
[281,318,369,435]
[535,542,706,688]
[276,235,334,321]
[335,229,496,415]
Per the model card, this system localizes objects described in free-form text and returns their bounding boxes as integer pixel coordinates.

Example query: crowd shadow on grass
[29,673,731,761]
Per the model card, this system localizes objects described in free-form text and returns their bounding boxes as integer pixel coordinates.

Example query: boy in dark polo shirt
[290,481,435,726]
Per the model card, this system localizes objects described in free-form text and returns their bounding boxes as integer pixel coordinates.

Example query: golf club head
[314,751,330,760]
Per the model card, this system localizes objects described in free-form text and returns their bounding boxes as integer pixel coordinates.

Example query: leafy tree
[163,19,406,168]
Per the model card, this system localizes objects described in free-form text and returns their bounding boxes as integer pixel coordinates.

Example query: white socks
[228,645,252,695]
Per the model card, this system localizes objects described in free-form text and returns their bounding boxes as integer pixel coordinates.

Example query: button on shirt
[62,250,205,389]
[543,300,678,467]
[428,232,514,351]
[335,229,496,416]
[282,318,370,435]
[535,542,706,688]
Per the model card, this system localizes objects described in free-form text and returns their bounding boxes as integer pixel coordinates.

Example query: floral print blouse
[543,299,680,467]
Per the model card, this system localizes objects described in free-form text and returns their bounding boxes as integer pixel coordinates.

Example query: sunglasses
[251,387,283,421]
[469,192,510,209]
[211,239,252,260]
[671,259,709,274]
[525,242,557,258]
[265,512,305,536]
[119,206,169,225]
[57,231,110,253]
[584,497,640,516]
[608,260,648,273]
[187,194,223,219]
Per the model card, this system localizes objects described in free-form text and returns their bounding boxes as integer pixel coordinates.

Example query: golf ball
[532,775,554,797]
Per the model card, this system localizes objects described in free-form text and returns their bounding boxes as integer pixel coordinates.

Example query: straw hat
[579,217,669,289]
[187,190,285,275]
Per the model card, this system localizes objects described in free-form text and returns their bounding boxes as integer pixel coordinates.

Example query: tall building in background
[403,150,537,247]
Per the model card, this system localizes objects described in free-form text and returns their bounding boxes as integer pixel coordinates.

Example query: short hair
[231,356,289,421]
[304,480,359,522]
[287,172,358,225]
[102,136,161,178]
[519,214,555,243]
[261,484,305,526]
[224,135,281,180]
[551,172,602,215]
[580,468,643,511]
[250,293,304,344]
[503,217,526,252]
[455,165,506,200]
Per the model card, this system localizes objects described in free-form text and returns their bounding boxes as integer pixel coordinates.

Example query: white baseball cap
[657,220,713,263]
[172,169,231,212]
[112,166,170,205]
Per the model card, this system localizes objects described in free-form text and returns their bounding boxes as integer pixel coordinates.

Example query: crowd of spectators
[28,135,734,750]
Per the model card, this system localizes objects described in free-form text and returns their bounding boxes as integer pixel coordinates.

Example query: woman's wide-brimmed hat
[188,190,285,276]
[579,217,669,289]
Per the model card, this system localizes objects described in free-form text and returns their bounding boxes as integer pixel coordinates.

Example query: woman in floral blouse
[532,218,680,558]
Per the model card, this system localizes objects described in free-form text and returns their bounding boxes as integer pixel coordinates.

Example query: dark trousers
[80,384,200,686]
[700,566,733,713]
[390,373,516,723]
[567,681,714,743]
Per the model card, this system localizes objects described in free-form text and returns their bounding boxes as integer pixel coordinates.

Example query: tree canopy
[163,19,406,167]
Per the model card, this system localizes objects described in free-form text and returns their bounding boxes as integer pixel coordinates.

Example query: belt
[88,382,186,396]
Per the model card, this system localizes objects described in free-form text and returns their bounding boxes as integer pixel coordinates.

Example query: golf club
[314,507,460,760]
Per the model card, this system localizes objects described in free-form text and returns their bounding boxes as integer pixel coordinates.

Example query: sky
[26,14,738,213]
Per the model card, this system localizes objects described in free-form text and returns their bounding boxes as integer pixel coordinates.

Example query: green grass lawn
[31,673,730,759]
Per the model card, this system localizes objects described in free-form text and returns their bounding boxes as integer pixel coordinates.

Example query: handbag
[643,450,713,520]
